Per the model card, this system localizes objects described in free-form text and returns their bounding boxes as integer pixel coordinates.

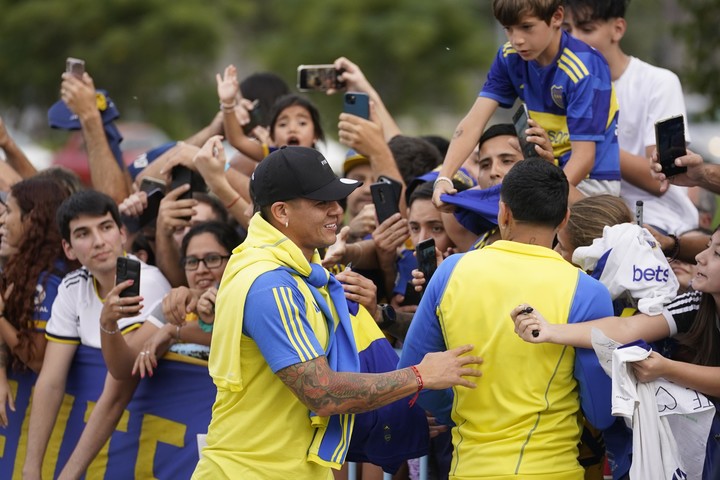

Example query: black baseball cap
[250,146,362,207]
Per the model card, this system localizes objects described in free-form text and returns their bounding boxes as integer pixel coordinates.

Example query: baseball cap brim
[303,177,362,202]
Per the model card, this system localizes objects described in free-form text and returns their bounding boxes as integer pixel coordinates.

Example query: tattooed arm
[276,345,481,417]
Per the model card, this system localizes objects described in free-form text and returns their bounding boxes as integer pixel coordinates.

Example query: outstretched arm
[510,304,672,348]
[276,345,481,417]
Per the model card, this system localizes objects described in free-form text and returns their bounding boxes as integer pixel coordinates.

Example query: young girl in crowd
[0,178,75,373]
[513,226,720,479]
[217,64,325,161]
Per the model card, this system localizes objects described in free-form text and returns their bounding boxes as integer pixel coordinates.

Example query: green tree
[0,0,253,137]
[674,0,720,119]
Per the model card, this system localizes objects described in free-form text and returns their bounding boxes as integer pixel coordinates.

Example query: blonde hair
[565,195,634,249]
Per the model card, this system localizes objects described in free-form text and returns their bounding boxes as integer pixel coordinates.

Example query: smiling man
[192,146,483,479]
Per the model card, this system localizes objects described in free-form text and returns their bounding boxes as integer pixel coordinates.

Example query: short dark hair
[420,135,450,158]
[194,192,229,225]
[493,0,561,25]
[180,221,244,259]
[479,123,518,149]
[500,158,568,228]
[269,94,325,144]
[240,72,291,127]
[408,182,435,209]
[56,190,122,242]
[563,0,629,23]
[388,135,443,186]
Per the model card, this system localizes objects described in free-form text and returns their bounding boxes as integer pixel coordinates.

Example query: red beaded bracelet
[408,365,424,407]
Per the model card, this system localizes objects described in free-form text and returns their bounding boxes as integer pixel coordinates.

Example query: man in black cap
[191,146,482,479]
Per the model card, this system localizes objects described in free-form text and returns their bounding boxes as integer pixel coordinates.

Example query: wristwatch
[376,303,396,330]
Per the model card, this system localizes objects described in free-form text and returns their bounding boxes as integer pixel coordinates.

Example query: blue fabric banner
[0,345,214,479]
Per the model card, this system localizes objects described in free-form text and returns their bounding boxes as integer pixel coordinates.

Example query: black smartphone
[343,92,370,120]
[297,64,345,92]
[242,99,262,135]
[139,176,167,195]
[66,57,85,79]
[377,175,403,203]
[416,238,437,284]
[116,257,141,298]
[655,114,687,177]
[139,189,163,226]
[170,165,207,199]
[370,181,400,224]
[512,103,538,159]
[399,281,424,307]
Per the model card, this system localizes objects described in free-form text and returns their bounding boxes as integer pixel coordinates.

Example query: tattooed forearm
[276,356,417,416]
[452,127,464,139]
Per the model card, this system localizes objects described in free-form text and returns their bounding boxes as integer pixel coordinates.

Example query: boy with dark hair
[434,0,620,208]
[23,190,170,478]
[401,159,614,479]
[563,0,698,235]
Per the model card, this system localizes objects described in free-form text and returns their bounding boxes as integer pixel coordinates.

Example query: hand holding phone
[512,104,538,159]
[297,64,345,92]
[635,200,644,226]
[655,114,687,177]
[371,181,400,224]
[343,92,370,120]
[416,238,437,285]
[116,257,141,298]
[66,57,85,79]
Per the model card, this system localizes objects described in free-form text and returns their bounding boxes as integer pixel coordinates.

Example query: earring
[285,220,289,228]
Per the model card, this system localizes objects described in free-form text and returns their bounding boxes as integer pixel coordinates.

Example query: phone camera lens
[348,95,356,104]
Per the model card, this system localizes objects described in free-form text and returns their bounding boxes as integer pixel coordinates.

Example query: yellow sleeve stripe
[558,57,587,84]
[274,286,318,362]
[607,86,619,129]
[563,49,590,76]
[45,332,80,345]
[331,413,354,463]
[502,42,517,57]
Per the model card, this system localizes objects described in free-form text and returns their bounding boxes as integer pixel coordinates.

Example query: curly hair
[2,177,75,370]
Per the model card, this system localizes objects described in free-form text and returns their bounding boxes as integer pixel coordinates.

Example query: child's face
[562,10,621,59]
[502,11,563,66]
[408,198,454,255]
[272,105,316,148]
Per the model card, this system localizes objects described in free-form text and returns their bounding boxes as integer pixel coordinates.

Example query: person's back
[400,160,614,479]
[562,0,698,234]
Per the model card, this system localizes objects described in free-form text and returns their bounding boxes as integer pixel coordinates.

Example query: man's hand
[346,204,377,242]
[334,269,377,318]
[100,281,145,334]
[415,345,482,390]
[60,72,99,121]
[156,183,196,237]
[650,148,706,191]
[372,213,409,268]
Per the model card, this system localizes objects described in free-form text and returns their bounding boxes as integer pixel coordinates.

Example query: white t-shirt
[616,56,699,234]
[46,255,171,348]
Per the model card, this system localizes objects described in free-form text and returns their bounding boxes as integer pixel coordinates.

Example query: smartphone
[635,200,644,226]
[655,114,687,177]
[139,176,167,195]
[242,99,262,135]
[66,57,85,79]
[512,103,538,159]
[297,64,345,92]
[371,181,400,224]
[116,257,141,298]
[343,92,370,120]
[377,175,403,203]
[416,238,437,284]
[170,165,207,199]
[399,281,424,307]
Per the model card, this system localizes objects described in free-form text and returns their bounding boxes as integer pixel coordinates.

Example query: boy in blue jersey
[401,159,615,479]
[434,0,620,210]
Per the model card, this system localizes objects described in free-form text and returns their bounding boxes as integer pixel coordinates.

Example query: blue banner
[0,345,214,479]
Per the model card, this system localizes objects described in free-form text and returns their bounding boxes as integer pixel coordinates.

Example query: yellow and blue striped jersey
[481,31,620,181]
